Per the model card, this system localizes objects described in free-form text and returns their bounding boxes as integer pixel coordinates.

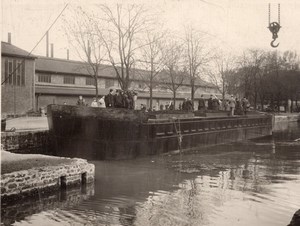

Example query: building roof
[36,56,216,88]
[1,42,36,59]
[35,56,117,78]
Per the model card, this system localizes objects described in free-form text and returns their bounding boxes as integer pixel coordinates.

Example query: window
[4,58,25,86]
[38,74,51,83]
[63,75,75,84]
[105,79,114,88]
[86,77,95,86]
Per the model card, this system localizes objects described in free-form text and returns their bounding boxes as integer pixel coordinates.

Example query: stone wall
[1,130,51,154]
[1,158,95,198]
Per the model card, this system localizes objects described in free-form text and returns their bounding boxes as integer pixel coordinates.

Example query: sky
[1,0,300,61]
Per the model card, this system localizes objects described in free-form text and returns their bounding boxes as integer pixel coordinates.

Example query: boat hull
[47,105,273,160]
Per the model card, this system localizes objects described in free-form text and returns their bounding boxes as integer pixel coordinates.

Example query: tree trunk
[173,91,176,107]
[150,85,153,109]
[94,77,98,99]
[150,69,153,109]
[191,79,195,106]
[254,90,257,110]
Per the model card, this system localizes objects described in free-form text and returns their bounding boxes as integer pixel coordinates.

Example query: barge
[47,105,273,160]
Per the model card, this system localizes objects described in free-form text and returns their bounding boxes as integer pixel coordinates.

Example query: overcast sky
[2,0,300,61]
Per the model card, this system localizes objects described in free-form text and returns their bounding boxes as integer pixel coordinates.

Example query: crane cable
[1,3,69,85]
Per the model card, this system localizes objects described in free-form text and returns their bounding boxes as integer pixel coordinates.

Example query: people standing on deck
[242,97,250,115]
[91,97,98,107]
[198,95,206,111]
[207,95,213,110]
[160,103,164,111]
[212,95,220,111]
[105,89,114,108]
[77,95,86,106]
[169,101,174,110]
[178,102,182,110]
[223,100,229,111]
[113,90,123,108]
[229,95,236,116]
[186,98,194,112]
[165,102,169,110]
[98,96,106,108]
[235,97,243,115]
[182,98,187,111]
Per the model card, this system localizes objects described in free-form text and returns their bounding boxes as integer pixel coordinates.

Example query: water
[2,122,300,226]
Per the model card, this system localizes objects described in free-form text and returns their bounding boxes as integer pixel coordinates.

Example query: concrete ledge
[1,152,95,198]
[274,114,300,123]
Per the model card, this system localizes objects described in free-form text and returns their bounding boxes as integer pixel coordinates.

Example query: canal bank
[1,151,95,201]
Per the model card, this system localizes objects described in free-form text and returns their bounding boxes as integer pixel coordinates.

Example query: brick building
[1,42,219,115]
[1,41,36,116]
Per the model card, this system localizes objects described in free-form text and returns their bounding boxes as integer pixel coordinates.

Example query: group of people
[197,94,250,116]
[227,96,250,116]
[76,89,138,109]
[198,95,220,111]
[77,95,106,108]
[180,98,194,111]
[75,91,250,115]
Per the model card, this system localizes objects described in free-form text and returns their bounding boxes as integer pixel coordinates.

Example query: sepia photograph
[1,0,300,225]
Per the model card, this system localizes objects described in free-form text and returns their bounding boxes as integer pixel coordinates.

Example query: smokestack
[46,31,49,57]
[50,43,54,58]
[67,49,69,60]
[8,33,11,44]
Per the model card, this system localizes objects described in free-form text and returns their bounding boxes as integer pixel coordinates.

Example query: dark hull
[47,105,273,160]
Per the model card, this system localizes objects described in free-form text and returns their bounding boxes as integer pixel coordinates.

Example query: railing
[142,115,272,139]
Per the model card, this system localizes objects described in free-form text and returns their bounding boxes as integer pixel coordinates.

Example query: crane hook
[271,38,279,48]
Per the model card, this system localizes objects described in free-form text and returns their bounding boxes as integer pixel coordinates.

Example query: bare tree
[208,52,236,101]
[161,40,186,107]
[64,6,107,99]
[236,49,266,109]
[135,30,165,109]
[183,26,211,104]
[96,4,153,91]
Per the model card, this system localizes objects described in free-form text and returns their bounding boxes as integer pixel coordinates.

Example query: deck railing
[142,115,272,139]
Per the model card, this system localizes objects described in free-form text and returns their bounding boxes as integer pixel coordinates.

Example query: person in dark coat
[207,95,213,110]
[113,90,123,108]
[242,97,250,115]
[105,89,114,108]
[77,95,86,106]
[186,98,194,112]
[212,95,220,111]
[198,94,206,111]
[182,98,187,111]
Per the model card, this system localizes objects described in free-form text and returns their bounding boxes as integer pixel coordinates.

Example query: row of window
[37,74,115,88]
[3,59,25,86]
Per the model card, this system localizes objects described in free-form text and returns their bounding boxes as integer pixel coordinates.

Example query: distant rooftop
[35,56,216,88]
[1,42,36,59]
[35,56,117,78]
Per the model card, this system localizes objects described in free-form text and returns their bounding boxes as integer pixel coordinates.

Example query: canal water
[2,122,300,226]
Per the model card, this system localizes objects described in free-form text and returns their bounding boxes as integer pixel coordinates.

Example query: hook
[271,38,279,48]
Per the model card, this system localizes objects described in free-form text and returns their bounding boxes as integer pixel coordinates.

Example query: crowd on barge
[76,89,137,109]
[75,89,250,116]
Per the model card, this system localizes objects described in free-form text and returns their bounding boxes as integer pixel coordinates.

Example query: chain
[278,3,280,25]
[268,3,271,25]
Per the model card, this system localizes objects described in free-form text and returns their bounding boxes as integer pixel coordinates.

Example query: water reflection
[2,122,300,226]
[1,183,94,226]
